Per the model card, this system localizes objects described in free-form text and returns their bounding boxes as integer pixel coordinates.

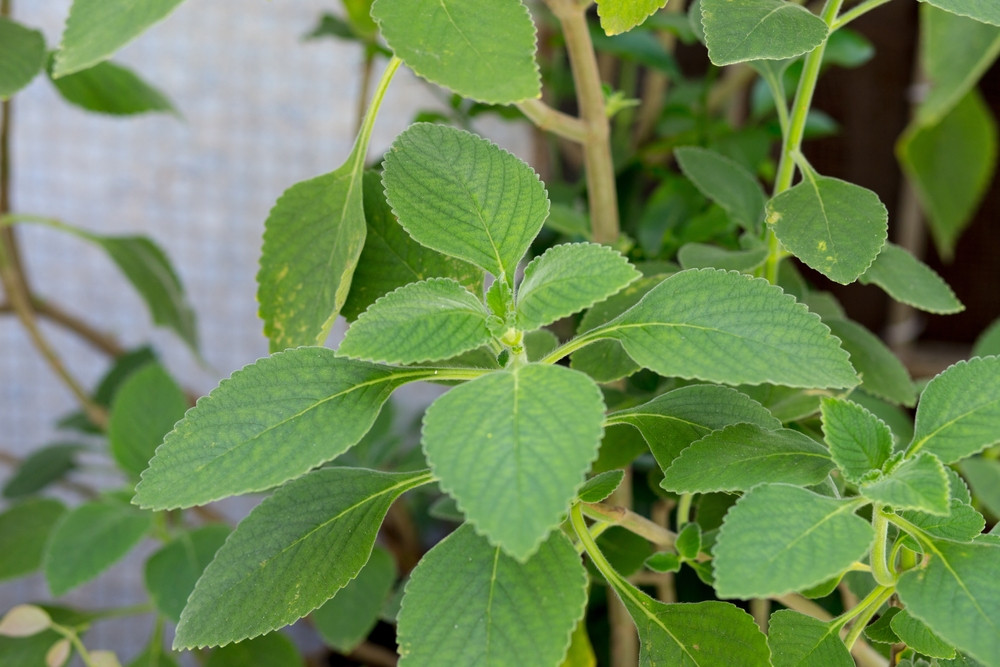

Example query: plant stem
[841,585,894,650]
[517,98,588,142]
[582,501,678,548]
[675,493,693,530]
[870,506,897,586]
[545,0,620,244]
[831,0,895,30]
[0,296,126,357]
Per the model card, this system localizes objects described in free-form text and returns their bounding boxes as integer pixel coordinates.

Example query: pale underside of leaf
[700,0,829,66]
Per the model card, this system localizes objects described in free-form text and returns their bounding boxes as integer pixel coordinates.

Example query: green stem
[350,56,401,172]
[831,0,895,30]
[870,506,897,587]
[675,493,693,530]
[841,586,895,650]
[571,503,629,589]
[539,327,606,364]
[517,98,588,142]
[582,501,678,548]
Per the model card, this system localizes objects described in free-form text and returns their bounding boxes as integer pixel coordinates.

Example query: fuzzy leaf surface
[397,525,587,666]
[578,470,626,503]
[372,0,539,104]
[53,0,185,76]
[675,147,766,231]
[896,540,1000,663]
[859,243,963,314]
[899,500,985,543]
[144,525,229,622]
[109,363,187,477]
[908,357,1000,464]
[767,175,888,284]
[0,499,66,581]
[516,243,639,330]
[713,484,873,598]
[134,349,433,510]
[767,610,854,667]
[383,123,548,284]
[592,269,858,388]
[596,0,669,35]
[174,468,431,649]
[422,364,605,560]
[313,546,396,653]
[608,384,780,470]
[339,278,490,364]
[202,633,301,667]
[821,397,893,484]
[958,457,1000,518]
[677,243,768,272]
[861,453,951,515]
[890,609,956,659]
[700,0,828,66]
[0,18,46,100]
[661,423,833,492]
[919,0,1000,27]
[826,318,916,406]
[48,59,175,115]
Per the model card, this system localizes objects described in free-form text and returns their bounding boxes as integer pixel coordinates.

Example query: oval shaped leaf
[134,348,433,510]
[48,59,175,115]
[767,610,854,667]
[339,278,491,364]
[889,608,956,659]
[700,0,829,66]
[174,468,432,649]
[596,0,669,35]
[372,0,540,104]
[821,397,893,484]
[592,269,858,389]
[827,318,916,406]
[919,0,1000,27]
[109,363,187,477]
[312,546,396,653]
[382,123,549,284]
[144,525,230,622]
[0,499,66,582]
[0,18,46,100]
[422,364,605,560]
[767,174,888,284]
[397,524,587,666]
[859,243,963,315]
[675,146,767,232]
[861,453,951,515]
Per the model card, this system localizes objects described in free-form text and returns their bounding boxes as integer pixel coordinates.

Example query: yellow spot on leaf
[817,240,827,252]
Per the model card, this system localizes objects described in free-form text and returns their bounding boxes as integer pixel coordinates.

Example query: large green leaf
[972,318,1000,358]
[588,269,858,388]
[713,484,873,598]
[338,278,491,364]
[607,384,780,470]
[516,243,639,331]
[958,457,1000,518]
[342,171,482,321]
[312,546,396,653]
[859,243,963,315]
[675,147,766,232]
[174,468,431,649]
[258,59,399,352]
[422,364,605,560]
[397,524,587,666]
[896,540,1000,663]
[661,424,834,492]
[919,0,1000,28]
[826,318,916,406]
[820,397,893,484]
[899,89,997,259]
[2,443,85,499]
[0,18,46,100]
[861,453,951,515]
[677,243,768,272]
[700,0,829,66]
[0,498,66,581]
[134,348,434,510]
[144,525,230,622]
[907,357,1000,464]
[767,174,888,284]
[767,610,854,667]
[890,609,957,659]
[53,0,186,77]
[372,0,539,104]
[44,496,153,596]
[899,500,985,543]
[382,123,548,285]
[48,58,175,115]
[109,362,187,477]
[596,0,669,35]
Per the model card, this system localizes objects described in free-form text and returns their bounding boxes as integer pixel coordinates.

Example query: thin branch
[1,297,126,357]
[516,98,588,142]
[346,641,398,667]
[583,501,677,548]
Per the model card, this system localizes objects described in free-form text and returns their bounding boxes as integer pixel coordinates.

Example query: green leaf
[109,363,187,477]
[859,243,963,315]
[738,384,820,422]
[342,171,482,321]
[607,384,780,470]
[0,498,66,581]
[890,609,956,659]
[258,60,398,352]
[596,0,669,35]
[675,147,767,232]
[826,318,916,406]
[677,243,768,272]
[44,496,153,596]
[958,457,1000,518]
[661,424,834,492]
[645,552,682,574]
[907,357,1000,464]
[2,443,85,499]
[48,58,175,115]
[919,0,1000,27]
[174,468,431,649]
[713,484,873,598]
[590,269,858,388]
[700,0,829,66]
[767,174,888,284]
[767,609,854,667]
[372,0,539,104]
[820,397,893,484]
[202,633,301,667]
[382,123,548,284]
[53,0,185,77]
[865,606,902,644]
[134,349,434,510]
[896,540,1000,664]
[397,524,587,666]
[339,278,491,364]
[128,630,179,667]
[972,318,1000,358]
[899,89,997,259]
[516,243,640,331]
[423,364,605,560]
[675,524,702,561]
[861,453,951,515]
[0,18,46,100]
[578,470,626,503]
[144,525,230,622]
[899,500,985,543]
[313,546,396,653]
